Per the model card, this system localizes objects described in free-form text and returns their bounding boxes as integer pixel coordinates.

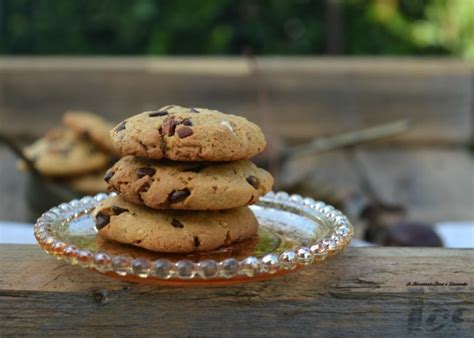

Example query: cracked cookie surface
[111,105,266,161]
[105,155,274,210]
[93,195,259,253]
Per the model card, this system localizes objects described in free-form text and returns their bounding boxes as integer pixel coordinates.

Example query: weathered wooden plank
[0,245,473,336]
[0,57,471,144]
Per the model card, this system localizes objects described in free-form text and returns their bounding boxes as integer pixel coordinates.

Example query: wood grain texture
[0,57,471,144]
[0,245,473,336]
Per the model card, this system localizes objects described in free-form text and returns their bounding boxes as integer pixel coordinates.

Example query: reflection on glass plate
[35,192,353,285]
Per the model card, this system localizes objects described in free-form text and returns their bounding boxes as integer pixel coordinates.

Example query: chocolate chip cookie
[105,155,273,210]
[63,110,117,153]
[21,128,110,176]
[111,105,266,161]
[93,195,259,253]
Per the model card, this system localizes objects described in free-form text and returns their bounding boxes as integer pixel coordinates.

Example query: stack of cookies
[93,105,274,253]
[20,111,117,195]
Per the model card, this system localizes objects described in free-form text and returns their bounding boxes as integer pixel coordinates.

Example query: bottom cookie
[93,196,259,253]
[95,233,260,262]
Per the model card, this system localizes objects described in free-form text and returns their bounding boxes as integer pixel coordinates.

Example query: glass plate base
[35,192,353,285]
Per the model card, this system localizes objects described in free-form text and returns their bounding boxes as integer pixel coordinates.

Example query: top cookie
[111,105,266,161]
[63,110,117,154]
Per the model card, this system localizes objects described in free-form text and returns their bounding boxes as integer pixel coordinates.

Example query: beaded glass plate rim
[34,191,353,280]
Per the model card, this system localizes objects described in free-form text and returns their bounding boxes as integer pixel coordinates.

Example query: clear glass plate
[34,192,353,285]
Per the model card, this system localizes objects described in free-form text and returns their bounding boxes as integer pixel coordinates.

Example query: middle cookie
[106,155,274,210]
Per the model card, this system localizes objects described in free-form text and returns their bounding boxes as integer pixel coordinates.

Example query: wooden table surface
[0,245,473,336]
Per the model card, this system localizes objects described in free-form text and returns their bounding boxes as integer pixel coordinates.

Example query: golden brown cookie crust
[111,105,266,161]
[93,195,259,253]
[105,156,273,210]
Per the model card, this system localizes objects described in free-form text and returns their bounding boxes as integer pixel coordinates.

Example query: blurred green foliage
[0,0,472,59]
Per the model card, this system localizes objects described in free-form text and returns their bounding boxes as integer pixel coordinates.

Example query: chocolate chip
[177,126,193,138]
[95,211,110,230]
[181,118,193,126]
[246,175,259,189]
[137,181,150,193]
[168,188,191,204]
[183,163,207,173]
[161,116,178,136]
[104,170,114,183]
[115,121,126,132]
[171,218,184,228]
[80,130,91,140]
[108,156,120,166]
[112,205,129,215]
[194,236,201,248]
[190,108,199,113]
[136,167,156,178]
[107,186,118,193]
[149,111,168,117]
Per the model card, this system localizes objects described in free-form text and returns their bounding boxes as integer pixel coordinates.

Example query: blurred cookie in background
[63,170,109,195]
[17,111,117,199]
[18,128,110,176]
[63,110,117,154]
